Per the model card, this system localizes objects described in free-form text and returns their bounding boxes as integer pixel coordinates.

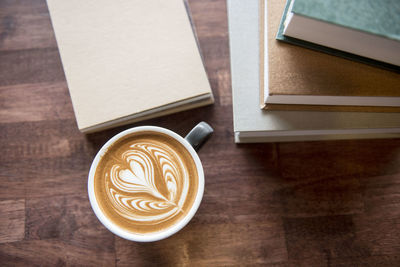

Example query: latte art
[106,142,189,224]
[93,131,199,234]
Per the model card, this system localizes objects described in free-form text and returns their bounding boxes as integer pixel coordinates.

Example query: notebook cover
[291,0,400,41]
[47,0,213,132]
[277,0,400,72]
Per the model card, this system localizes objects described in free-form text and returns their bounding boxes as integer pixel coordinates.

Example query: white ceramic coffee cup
[88,122,213,242]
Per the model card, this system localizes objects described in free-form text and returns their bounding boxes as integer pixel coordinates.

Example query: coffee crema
[93,131,199,234]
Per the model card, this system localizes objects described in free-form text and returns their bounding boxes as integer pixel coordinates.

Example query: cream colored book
[47,0,213,133]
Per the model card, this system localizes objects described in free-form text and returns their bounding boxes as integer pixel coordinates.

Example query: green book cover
[292,0,400,41]
[276,0,400,72]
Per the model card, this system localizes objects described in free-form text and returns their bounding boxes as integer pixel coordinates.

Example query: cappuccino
[93,131,199,234]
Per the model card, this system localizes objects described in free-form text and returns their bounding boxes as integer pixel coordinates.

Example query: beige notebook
[47,0,213,133]
[260,0,400,112]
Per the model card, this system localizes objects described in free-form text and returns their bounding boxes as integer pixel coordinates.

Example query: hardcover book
[261,0,400,112]
[281,0,400,68]
[228,0,400,143]
[47,0,213,133]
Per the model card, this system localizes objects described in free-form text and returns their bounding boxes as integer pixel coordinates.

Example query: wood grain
[116,220,287,266]
[0,48,65,86]
[0,199,25,243]
[0,82,73,123]
[0,0,400,266]
[0,0,57,51]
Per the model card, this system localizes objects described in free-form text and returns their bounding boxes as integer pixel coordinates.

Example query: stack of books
[229,0,400,143]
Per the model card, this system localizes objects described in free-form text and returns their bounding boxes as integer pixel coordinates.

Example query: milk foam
[105,142,189,225]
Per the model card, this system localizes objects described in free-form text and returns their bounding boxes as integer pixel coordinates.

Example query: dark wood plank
[352,174,400,256]
[0,82,73,123]
[0,48,65,86]
[26,195,115,251]
[115,221,287,266]
[0,0,400,266]
[276,175,364,217]
[0,119,81,144]
[0,199,25,243]
[283,215,365,262]
[330,255,400,267]
[0,240,114,267]
[0,0,56,51]
[278,139,400,179]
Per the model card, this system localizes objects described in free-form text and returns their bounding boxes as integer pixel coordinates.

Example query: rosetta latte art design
[105,142,189,225]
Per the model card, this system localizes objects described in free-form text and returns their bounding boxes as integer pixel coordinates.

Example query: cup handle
[184,122,214,152]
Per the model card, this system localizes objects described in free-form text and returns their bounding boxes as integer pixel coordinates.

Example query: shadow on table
[84,105,216,156]
[232,138,400,264]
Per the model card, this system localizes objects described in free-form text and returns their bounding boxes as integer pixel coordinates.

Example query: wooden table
[1,0,400,266]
